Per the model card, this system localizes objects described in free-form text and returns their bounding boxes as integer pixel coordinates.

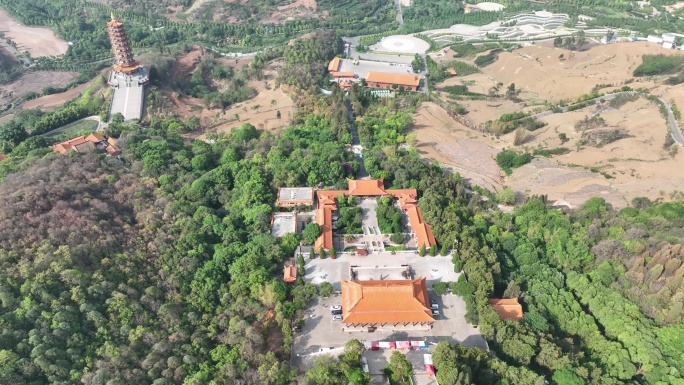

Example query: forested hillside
[0,92,357,384]
[0,27,683,385]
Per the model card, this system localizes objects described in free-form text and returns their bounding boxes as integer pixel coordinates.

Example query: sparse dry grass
[421,42,684,207]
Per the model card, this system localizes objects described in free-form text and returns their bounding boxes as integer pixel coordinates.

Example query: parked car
[429,299,437,305]
[333,315,342,321]
[332,310,342,315]
[430,303,439,310]
[432,310,440,317]
[331,305,342,311]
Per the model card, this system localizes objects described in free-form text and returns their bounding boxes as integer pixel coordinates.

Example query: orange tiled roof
[447,68,458,75]
[365,72,421,87]
[341,278,434,324]
[332,71,355,78]
[347,179,388,196]
[406,205,436,249]
[314,190,346,250]
[313,181,435,250]
[489,298,523,321]
[328,57,341,72]
[316,190,345,207]
[387,189,418,207]
[87,133,106,142]
[52,133,120,155]
[314,207,334,250]
[52,135,89,154]
[340,81,352,89]
[284,266,297,283]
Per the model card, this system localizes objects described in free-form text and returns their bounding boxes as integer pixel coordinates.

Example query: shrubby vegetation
[425,56,479,88]
[553,30,587,51]
[278,31,341,90]
[376,196,402,234]
[431,341,542,384]
[305,339,370,385]
[0,89,106,154]
[179,53,257,109]
[496,149,532,174]
[440,85,485,100]
[533,147,571,157]
[403,1,500,31]
[474,50,500,67]
[420,185,684,384]
[633,54,684,76]
[337,207,363,234]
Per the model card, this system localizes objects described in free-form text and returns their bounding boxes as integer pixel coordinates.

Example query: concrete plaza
[302,251,461,291]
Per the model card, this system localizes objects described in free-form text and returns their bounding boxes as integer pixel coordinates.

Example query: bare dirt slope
[513,96,684,206]
[184,81,294,139]
[21,68,109,111]
[424,42,684,208]
[412,102,503,191]
[21,82,90,110]
[0,71,79,110]
[413,97,684,208]
[0,9,69,57]
[459,42,677,102]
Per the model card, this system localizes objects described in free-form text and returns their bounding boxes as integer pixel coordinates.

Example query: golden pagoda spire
[111,12,115,22]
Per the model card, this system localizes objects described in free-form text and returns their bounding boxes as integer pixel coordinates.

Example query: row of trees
[0,89,106,154]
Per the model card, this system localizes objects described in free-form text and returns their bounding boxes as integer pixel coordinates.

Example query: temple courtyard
[302,251,461,291]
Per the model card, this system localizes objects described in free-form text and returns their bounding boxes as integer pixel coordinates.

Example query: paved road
[345,96,370,178]
[393,0,404,26]
[421,54,429,95]
[662,98,684,145]
[39,115,104,137]
[531,91,683,146]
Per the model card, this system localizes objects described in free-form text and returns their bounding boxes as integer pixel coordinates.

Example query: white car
[333,315,342,321]
[432,310,440,317]
[430,303,439,310]
[331,305,342,311]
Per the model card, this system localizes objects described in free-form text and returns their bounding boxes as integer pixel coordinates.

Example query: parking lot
[292,281,487,370]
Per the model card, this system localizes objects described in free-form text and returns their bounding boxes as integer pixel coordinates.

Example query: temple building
[52,133,120,156]
[340,278,434,327]
[489,298,523,321]
[314,179,436,251]
[107,15,140,74]
[365,72,422,92]
[106,14,148,122]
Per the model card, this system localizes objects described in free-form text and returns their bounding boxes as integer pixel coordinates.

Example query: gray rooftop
[271,212,297,238]
[278,187,314,202]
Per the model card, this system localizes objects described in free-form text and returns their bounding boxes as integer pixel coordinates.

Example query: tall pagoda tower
[106,13,148,122]
[106,13,140,74]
